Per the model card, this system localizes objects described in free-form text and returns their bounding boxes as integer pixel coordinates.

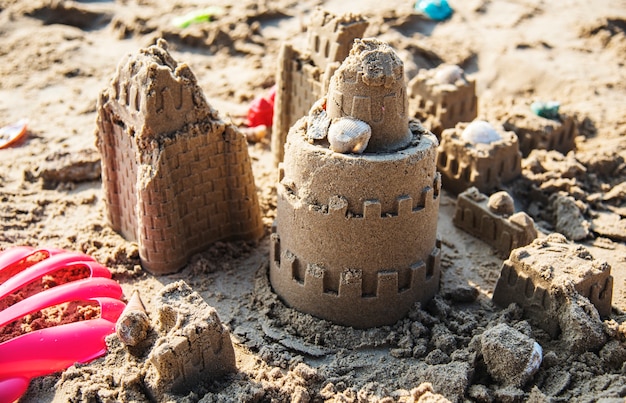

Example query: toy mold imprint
[437,119,522,195]
[270,38,442,329]
[96,39,263,275]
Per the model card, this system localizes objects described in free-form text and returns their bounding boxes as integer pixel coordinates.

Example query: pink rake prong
[0,277,122,328]
[0,251,110,301]
[0,246,37,274]
[0,376,30,403]
[0,297,125,379]
[0,247,70,274]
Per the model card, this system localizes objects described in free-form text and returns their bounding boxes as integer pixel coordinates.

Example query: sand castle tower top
[326,39,412,152]
[307,9,368,73]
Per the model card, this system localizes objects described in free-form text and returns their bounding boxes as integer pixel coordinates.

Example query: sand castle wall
[96,40,263,274]
[408,64,478,137]
[502,107,577,157]
[271,9,368,166]
[453,187,537,257]
[437,121,521,194]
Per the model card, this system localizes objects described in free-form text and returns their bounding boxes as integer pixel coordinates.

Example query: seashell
[306,98,331,141]
[461,120,501,144]
[488,191,515,216]
[116,290,150,347]
[327,117,371,154]
[434,64,465,85]
[524,341,543,381]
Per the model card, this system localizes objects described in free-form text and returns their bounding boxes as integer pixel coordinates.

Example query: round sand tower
[270,39,442,328]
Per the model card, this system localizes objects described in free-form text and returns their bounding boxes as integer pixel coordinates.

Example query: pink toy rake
[0,246,125,403]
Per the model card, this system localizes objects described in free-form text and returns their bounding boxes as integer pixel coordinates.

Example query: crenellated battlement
[453,187,537,257]
[299,185,439,221]
[269,232,441,328]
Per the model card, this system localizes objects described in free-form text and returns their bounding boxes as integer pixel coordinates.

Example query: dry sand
[1,0,625,401]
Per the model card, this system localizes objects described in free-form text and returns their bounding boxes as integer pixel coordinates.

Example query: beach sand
[1,0,625,401]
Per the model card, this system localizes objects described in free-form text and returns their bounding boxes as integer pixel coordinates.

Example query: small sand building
[492,234,613,338]
[408,64,477,137]
[502,104,577,157]
[96,40,263,275]
[271,8,368,166]
[453,187,537,257]
[271,39,442,328]
[437,119,521,194]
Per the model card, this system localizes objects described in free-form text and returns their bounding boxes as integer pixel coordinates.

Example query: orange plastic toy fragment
[0,119,28,149]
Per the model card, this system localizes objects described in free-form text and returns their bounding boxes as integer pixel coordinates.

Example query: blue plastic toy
[415,0,453,21]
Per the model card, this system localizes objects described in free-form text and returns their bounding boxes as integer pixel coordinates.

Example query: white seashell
[523,341,543,381]
[307,98,331,141]
[434,64,465,85]
[327,117,372,154]
[461,120,501,144]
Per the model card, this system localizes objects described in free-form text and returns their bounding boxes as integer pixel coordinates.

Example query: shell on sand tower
[271,39,442,328]
[326,39,412,153]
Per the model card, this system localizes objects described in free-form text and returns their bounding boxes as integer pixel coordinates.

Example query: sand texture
[1,0,626,402]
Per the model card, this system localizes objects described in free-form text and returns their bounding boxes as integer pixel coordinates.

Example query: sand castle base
[271,120,442,328]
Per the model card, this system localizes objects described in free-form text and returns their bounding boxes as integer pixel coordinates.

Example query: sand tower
[437,119,521,194]
[271,9,368,166]
[96,39,263,275]
[270,39,442,328]
[408,64,477,137]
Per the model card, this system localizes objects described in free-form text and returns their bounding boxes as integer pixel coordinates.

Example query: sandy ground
[1,0,626,401]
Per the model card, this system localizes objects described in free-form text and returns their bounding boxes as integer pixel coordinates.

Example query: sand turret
[270,39,442,328]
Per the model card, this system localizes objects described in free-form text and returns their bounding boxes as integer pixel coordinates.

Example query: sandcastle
[437,119,522,194]
[408,64,477,137]
[271,8,368,166]
[502,104,577,157]
[145,281,236,399]
[96,39,263,275]
[453,187,537,257]
[270,39,442,328]
[492,234,613,338]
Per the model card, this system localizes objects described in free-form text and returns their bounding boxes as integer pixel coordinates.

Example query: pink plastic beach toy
[0,246,125,403]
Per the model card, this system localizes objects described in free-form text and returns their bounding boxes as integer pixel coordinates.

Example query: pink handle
[0,277,122,327]
[0,252,110,301]
[0,377,30,403]
[0,297,125,379]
